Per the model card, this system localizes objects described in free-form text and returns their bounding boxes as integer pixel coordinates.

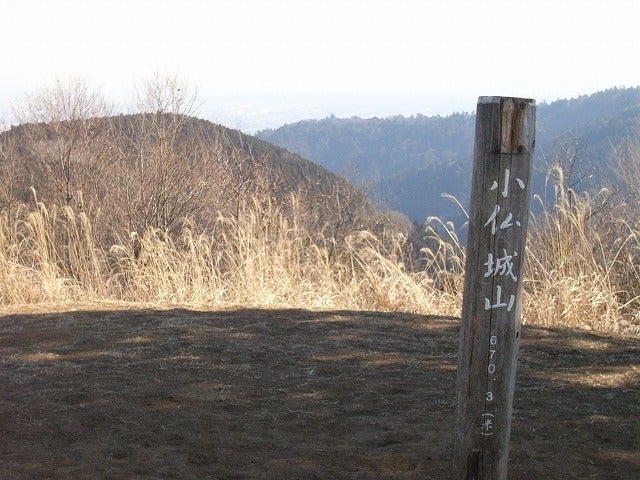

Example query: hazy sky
[1,0,639,131]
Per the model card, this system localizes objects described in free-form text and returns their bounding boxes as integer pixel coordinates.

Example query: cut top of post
[477,96,535,104]
[478,96,536,154]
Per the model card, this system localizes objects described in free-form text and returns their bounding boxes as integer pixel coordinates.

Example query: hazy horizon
[2,0,639,133]
[4,85,636,135]
[197,86,640,133]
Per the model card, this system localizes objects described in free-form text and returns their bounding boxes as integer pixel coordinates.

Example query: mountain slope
[257,112,475,184]
[4,113,353,202]
[0,113,381,241]
[257,87,640,222]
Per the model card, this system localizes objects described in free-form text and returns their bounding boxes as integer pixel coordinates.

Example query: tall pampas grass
[0,194,442,312]
[1,174,639,335]
[524,166,640,333]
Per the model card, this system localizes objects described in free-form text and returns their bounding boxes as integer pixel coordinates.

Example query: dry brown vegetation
[1,77,640,336]
[522,163,640,334]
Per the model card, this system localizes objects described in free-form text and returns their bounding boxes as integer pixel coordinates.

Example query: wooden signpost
[453,96,536,479]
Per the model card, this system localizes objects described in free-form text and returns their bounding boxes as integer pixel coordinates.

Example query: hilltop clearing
[1,306,638,479]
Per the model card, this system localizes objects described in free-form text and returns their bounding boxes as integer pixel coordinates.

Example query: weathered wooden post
[453,96,536,479]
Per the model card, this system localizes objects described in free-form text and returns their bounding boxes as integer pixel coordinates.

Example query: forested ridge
[258,87,640,222]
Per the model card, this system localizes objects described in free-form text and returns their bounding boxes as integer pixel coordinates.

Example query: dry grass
[1,173,639,336]
[523,167,640,334]
[0,195,452,314]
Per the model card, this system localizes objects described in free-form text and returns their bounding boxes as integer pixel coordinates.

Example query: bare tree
[13,78,113,208]
[0,133,24,212]
[210,129,279,219]
[108,74,219,234]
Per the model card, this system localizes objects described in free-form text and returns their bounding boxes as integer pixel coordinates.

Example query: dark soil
[0,306,638,479]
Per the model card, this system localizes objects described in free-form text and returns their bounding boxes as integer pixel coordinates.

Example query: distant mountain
[257,87,640,223]
[256,112,475,183]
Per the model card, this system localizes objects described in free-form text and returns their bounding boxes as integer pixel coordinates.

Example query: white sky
[1,0,639,131]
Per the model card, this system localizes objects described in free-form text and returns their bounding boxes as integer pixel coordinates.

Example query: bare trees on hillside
[5,75,237,239]
[109,74,215,234]
[14,78,113,209]
[1,75,379,255]
[0,134,23,212]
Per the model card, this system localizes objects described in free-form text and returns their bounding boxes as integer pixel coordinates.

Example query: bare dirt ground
[0,306,638,479]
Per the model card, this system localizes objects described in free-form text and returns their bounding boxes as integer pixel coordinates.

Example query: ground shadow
[0,308,638,479]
